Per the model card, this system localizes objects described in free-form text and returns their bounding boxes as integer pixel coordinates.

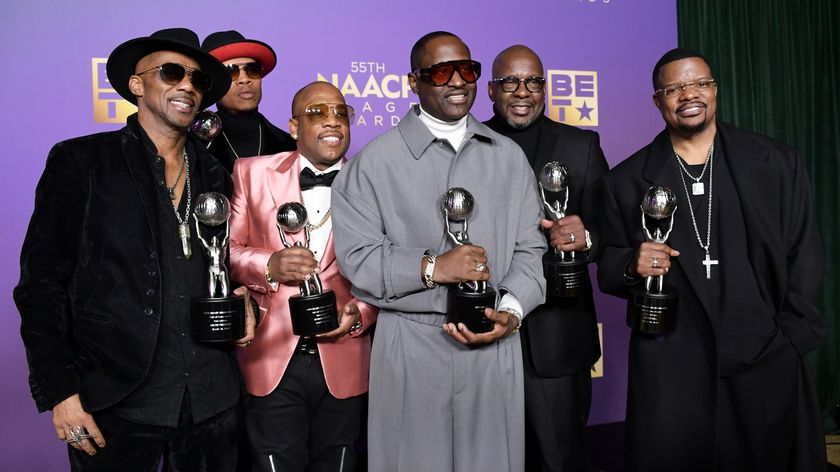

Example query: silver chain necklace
[674,144,718,279]
[170,149,193,259]
[221,124,262,160]
[166,152,186,200]
[673,144,713,195]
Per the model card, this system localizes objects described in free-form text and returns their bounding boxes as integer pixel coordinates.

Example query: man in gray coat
[332,31,546,472]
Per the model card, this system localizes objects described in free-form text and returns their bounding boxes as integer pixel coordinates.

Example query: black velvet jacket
[15,114,233,413]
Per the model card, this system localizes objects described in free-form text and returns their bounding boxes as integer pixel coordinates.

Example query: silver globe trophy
[190,109,222,146]
[190,192,246,342]
[628,186,679,334]
[276,202,338,336]
[442,188,496,334]
[539,162,588,297]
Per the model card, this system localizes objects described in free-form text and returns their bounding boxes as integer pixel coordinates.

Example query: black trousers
[523,347,593,472]
[69,394,237,472]
[245,352,363,472]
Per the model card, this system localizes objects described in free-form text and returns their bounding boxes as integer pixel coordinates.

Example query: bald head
[492,45,543,79]
[488,45,546,129]
[291,81,343,116]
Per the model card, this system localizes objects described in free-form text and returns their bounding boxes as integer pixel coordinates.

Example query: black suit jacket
[597,122,825,471]
[486,115,609,377]
[15,115,233,413]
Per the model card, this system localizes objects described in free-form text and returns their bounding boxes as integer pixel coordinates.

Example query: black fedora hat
[106,28,231,110]
[202,30,277,77]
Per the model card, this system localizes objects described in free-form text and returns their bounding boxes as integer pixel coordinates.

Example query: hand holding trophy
[627,186,679,334]
[190,192,246,342]
[442,188,496,334]
[539,161,588,297]
[276,202,339,336]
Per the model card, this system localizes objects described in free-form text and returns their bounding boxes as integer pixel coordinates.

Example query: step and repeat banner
[0,0,675,467]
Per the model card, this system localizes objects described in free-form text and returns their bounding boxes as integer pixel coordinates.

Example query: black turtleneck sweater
[485,114,544,167]
[208,107,296,174]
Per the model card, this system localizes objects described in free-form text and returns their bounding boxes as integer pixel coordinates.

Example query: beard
[678,119,710,135]
[498,102,544,129]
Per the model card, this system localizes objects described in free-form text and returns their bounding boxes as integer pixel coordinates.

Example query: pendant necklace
[674,145,718,279]
[221,124,262,159]
[170,149,192,258]
[673,144,713,195]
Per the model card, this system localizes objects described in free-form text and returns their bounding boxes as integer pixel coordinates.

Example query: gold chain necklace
[307,208,332,231]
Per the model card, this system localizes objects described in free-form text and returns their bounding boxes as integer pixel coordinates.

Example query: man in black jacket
[14,28,255,470]
[485,45,608,472]
[598,48,825,471]
[202,31,296,174]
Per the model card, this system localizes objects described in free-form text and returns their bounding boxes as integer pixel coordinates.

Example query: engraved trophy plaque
[190,192,246,342]
[276,202,339,336]
[627,186,679,334]
[539,162,588,297]
[442,188,496,334]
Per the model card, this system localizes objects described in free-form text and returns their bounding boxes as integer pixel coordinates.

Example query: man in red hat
[202,31,296,174]
[14,28,256,470]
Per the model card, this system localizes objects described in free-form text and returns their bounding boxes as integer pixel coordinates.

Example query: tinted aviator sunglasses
[226,61,263,80]
[135,63,211,94]
[294,103,355,123]
[413,60,481,86]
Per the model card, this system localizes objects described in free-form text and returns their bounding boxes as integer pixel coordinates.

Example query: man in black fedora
[202,30,296,174]
[14,27,257,471]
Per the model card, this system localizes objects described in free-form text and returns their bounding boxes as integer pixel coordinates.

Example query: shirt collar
[398,105,497,160]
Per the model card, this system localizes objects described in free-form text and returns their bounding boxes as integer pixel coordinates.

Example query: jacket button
[150,251,157,259]
[144,307,154,316]
[148,270,156,277]
[146,288,155,296]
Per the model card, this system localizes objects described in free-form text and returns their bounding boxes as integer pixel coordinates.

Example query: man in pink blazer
[229,81,377,472]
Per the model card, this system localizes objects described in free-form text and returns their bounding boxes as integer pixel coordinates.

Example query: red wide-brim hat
[202,30,277,77]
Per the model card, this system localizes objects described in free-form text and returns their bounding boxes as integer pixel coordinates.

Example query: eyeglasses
[226,61,262,80]
[412,60,481,86]
[294,103,355,123]
[491,76,546,93]
[655,78,716,98]
[135,63,211,95]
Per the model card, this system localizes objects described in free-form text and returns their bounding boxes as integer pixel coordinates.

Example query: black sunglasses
[413,60,481,86]
[226,61,263,80]
[135,63,211,95]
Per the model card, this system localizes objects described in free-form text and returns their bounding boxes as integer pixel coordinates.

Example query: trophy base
[191,295,246,342]
[289,291,339,336]
[543,252,588,298]
[627,287,678,335]
[446,288,497,334]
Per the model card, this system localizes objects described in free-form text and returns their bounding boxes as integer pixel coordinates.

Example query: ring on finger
[652,257,659,268]
[568,232,576,244]
[475,262,487,272]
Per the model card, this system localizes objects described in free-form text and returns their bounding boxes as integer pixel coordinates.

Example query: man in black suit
[202,31,296,174]
[597,48,826,471]
[485,45,608,472]
[14,28,256,470]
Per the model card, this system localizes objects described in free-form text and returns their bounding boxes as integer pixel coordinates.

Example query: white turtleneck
[417,105,468,151]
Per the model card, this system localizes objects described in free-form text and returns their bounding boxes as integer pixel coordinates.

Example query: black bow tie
[300,168,339,191]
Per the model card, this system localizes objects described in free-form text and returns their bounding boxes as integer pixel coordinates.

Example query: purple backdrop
[0,0,676,467]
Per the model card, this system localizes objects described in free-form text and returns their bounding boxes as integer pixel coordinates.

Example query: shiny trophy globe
[628,186,679,334]
[442,188,496,334]
[190,192,246,342]
[276,202,338,336]
[538,161,588,297]
[190,109,222,142]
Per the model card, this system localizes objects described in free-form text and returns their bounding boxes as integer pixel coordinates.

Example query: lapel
[264,152,338,270]
[532,117,558,172]
[642,129,712,315]
[717,123,777,244]
[120,123,160,248]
